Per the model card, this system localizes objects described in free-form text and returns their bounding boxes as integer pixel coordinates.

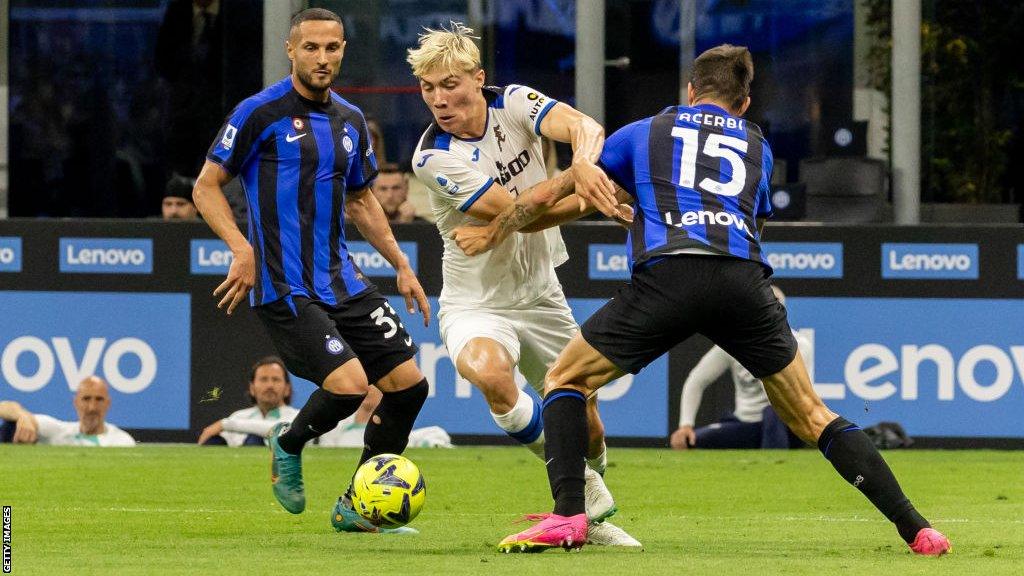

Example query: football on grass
[351,453,426,528]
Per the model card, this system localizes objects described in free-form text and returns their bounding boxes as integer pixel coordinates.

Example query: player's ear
[474,68,485,88]
[686,82,696,106]
[738,95,751,116]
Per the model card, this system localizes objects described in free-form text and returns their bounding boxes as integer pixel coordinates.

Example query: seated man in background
[162,173,201,221]
[197,356,298,446]
[198,356,452,448]
[0,376,136,446]
[670,287,809,450]
[371,163,423,224]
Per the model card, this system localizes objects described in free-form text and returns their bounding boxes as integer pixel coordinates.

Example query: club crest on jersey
[292,117,305,131]
[342,135,354,153]
[325,337,345,355]
[434,173,460,195]
[220,124,237,149]
[493,124,506,152]
[527,92,540,101]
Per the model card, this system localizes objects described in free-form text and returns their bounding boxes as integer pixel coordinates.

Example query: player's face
[162,197,198,220]
[74,378,111,435]
[287,20,345,98]
[417,68,485,135]
[372,173,408,213]
[250,363,290,411]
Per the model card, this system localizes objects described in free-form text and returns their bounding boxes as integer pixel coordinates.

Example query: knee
[465,363,517,413]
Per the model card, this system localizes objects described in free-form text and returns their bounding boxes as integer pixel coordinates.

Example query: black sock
[818,416,930,543]
[542,389,588,517]
[278,388,365,454]
[358,379,429,465]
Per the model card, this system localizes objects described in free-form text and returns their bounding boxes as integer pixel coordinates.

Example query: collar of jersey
[693,103,731,116]
[449,106,491,143]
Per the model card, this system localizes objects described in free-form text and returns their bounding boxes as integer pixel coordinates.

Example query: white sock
[490,389,545,460]
[586,443,607,475]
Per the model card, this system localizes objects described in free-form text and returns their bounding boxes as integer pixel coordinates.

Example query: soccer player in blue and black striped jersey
[192,8,431,534]
[456,44,950,555]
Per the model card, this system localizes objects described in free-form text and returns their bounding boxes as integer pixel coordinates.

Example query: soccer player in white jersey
[406,23,638,546]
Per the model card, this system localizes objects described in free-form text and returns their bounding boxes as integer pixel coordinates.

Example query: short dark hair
[290,8,343,36]
[248,356,291,405]
[690,44,754,111]
[378,162,404,176]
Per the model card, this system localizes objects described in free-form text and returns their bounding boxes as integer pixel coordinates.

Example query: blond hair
[406,21,481,78]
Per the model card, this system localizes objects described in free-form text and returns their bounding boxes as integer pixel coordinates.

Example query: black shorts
[254,290,418,386]
[581,255,797,378]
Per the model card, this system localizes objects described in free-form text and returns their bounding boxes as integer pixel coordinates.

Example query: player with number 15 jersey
[599,101,774,272]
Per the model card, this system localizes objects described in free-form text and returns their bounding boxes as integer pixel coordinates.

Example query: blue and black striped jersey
[599,103,774,271]
[207,77,379,307]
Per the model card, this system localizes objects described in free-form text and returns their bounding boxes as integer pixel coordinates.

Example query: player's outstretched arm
[539,103,619,217]
[452,167,577,256]
[346,187,431,326]
[193,160,255,315]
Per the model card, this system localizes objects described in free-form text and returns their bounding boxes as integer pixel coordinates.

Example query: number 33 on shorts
[370,302,411,345]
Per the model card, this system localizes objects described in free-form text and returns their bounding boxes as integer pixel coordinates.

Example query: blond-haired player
[407,23,637,546]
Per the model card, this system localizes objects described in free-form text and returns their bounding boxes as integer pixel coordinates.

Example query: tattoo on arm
[488,170,574,243]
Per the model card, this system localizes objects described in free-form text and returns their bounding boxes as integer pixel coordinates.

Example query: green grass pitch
[2,445,1021,575]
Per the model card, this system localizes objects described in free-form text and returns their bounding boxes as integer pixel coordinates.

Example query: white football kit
[34,415,136,447]
[412,85,575,390]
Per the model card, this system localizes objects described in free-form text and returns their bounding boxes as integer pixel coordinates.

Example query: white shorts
[439,290,578,393]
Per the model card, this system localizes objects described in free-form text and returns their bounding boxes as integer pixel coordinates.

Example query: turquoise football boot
[268,422,305,514]
[331,495,419,534]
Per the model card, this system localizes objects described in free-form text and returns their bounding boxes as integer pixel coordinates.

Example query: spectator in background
[670,286,809,450]
[197,356,297,446]
[162,173,201,220]
[371,164,422,224]
[0,376,136,446]
[155,0,225,178]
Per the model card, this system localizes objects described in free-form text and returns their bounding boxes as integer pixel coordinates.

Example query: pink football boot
[909,528,951,556]
[498,513,588,553]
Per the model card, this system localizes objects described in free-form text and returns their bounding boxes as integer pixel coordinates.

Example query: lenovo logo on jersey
[881,243,978,279]
[59,238,152,274]
[665,210,750,234]
[763,242,843,278]
[0,237,21,272]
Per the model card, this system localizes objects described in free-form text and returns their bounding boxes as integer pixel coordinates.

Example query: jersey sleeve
[755,140,774,218]
[678,346,732,427]
[207,101,264,176]
[503,84,559,136]
[345,113,379,191]
[32,414,66,442]
[598,120,640,196]
[412,149,496,213]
